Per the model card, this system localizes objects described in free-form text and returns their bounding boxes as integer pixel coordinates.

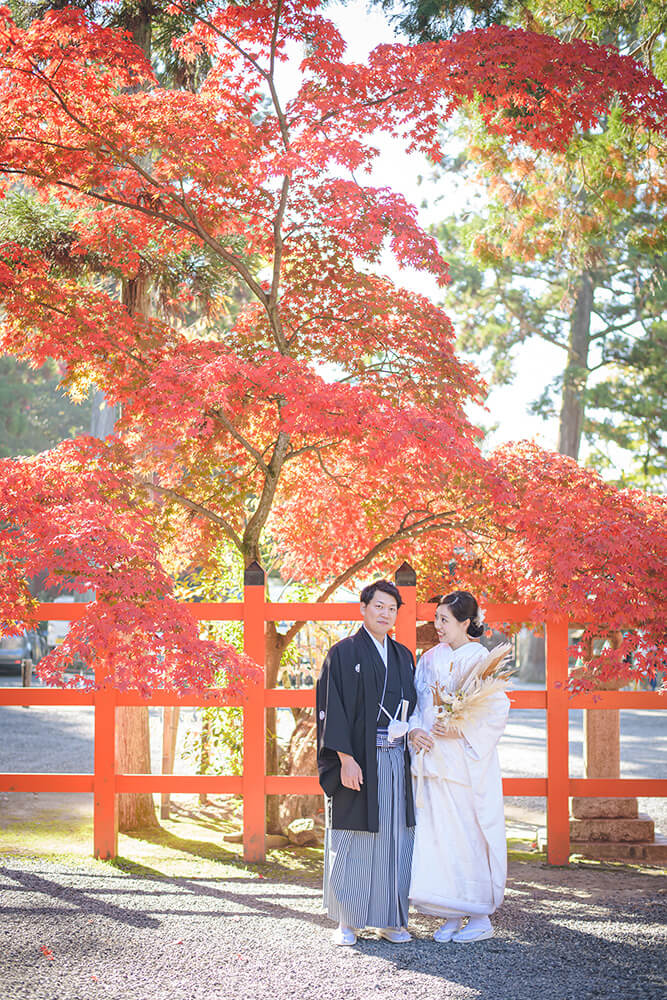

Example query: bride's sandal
[433,918,463,942]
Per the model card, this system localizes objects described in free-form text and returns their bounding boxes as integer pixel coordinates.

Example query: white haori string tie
[379,698,410,744]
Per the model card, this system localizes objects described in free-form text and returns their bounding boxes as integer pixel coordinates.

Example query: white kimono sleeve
[459,691,510,760]
[408,653,435,733]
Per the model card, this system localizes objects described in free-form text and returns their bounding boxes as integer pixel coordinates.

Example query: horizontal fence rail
[1,562,664,865]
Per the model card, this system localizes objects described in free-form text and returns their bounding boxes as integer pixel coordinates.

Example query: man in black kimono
[316,579,417,946]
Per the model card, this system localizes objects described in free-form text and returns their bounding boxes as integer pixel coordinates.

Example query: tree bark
[199,708,212,805]
[265,625,286,833]
[116,706,159,829]
[557,270,594,459]
[91,376,157,832]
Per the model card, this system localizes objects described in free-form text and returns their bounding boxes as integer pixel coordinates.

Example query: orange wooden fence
[1,561,664,865]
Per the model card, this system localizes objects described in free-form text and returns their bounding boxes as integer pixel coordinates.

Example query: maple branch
[170,0,291,152]
[7,163,270,312]
[315,87,409,128]
[20,296,150,369]
[243,429,291,557]
[9,17,289,354]
[313,508,485,604]
[5,134,88,154]
[169,3,268,78]
[6,53,271,309]
[173,183,270,306]
[284,440,334,461]
[314,448,352,491]
[264,4,292,353]
[138,481,243,551]
[206,408,271,474]
[267,174,291,354]
[267,0,291,152]
[278,509,480,648]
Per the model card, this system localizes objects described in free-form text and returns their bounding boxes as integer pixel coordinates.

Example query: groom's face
[361,591,398,642]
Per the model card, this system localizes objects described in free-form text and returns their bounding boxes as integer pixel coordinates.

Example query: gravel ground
[1,853,666,1000]
[1,678,666,1000]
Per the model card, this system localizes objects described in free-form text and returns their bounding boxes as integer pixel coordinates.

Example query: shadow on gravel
[107,855,331,928]
[1,853,664,999]
[344,860,667,1000]
[0,866,160,928]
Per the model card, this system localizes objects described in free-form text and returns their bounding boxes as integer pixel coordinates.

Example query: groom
[316,579,417,946]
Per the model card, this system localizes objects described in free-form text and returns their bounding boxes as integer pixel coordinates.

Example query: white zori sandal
[333,924,357,946]
[452,915,494,942]
[433,918,463,942]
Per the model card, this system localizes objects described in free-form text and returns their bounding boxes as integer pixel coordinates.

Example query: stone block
[286,817,318,845]
[265,834,289,850]
[570,834,667,865]
[570,797,638,819]
[569,814,654,843]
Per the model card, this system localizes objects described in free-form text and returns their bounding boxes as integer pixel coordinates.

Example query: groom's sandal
[333,925,357,946]
[377,927,412,943]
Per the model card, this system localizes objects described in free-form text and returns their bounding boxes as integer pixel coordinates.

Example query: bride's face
[434,604,469,647]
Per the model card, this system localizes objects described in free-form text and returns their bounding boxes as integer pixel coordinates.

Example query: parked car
[0,629,43,671]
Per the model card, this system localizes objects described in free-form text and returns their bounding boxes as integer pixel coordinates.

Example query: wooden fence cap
[394,562,417,587]
[244,561,265,586]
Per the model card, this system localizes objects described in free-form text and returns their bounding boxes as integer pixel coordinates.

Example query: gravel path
[1,853,665,1000]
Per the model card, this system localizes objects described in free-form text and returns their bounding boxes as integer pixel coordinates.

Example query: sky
[318,0,567,455]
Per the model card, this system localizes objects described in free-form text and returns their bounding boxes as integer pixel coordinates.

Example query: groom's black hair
[359,579,403,608]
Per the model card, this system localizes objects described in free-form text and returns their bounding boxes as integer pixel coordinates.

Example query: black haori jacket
[316,627,417,832]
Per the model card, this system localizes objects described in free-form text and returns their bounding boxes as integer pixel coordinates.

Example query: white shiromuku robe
[408,641,510,918]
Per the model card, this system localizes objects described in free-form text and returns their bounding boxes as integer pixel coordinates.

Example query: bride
[407,590,510,943]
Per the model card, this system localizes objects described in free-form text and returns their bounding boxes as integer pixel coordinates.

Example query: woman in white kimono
[407,591,509,943]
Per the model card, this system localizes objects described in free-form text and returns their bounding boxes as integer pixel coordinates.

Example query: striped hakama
[323,736,415,930]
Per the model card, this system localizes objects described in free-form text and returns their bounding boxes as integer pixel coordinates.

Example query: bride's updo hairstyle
[438,591,485,639]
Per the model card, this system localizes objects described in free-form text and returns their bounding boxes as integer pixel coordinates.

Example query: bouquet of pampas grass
[430,643,514,734]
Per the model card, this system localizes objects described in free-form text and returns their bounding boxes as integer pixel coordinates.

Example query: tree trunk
[265,626,285,834]
[90,389,117,438]
[517,628,545,683]
[557,270,594,459]
[116,706,159,830]
[279,710,323,835]
[199,708,212,805]
[92,377,156,831]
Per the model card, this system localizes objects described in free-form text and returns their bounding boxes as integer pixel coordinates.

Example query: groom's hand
[338,752,364,791]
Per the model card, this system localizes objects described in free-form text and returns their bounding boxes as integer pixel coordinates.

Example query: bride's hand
[431,718,459,738]
[408,728,433,752]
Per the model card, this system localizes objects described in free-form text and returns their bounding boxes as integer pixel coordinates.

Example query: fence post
[243,561,266,862]
[21,658,33,709]
[94,665,118,859]
[394,562,417,659]
[545,616,570,865]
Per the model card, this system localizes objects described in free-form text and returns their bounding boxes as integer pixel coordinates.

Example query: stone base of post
[567,675,666,863]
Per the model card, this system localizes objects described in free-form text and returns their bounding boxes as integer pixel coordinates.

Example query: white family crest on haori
[408,640,511,920]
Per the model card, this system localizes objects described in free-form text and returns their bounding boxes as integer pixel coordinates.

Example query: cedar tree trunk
[116,705,159,829]
[557,270,594,460]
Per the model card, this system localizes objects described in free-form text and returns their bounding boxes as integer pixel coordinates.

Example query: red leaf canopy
[0,1,664,690]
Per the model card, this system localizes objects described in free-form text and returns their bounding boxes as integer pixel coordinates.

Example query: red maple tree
[0,0,665,698]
